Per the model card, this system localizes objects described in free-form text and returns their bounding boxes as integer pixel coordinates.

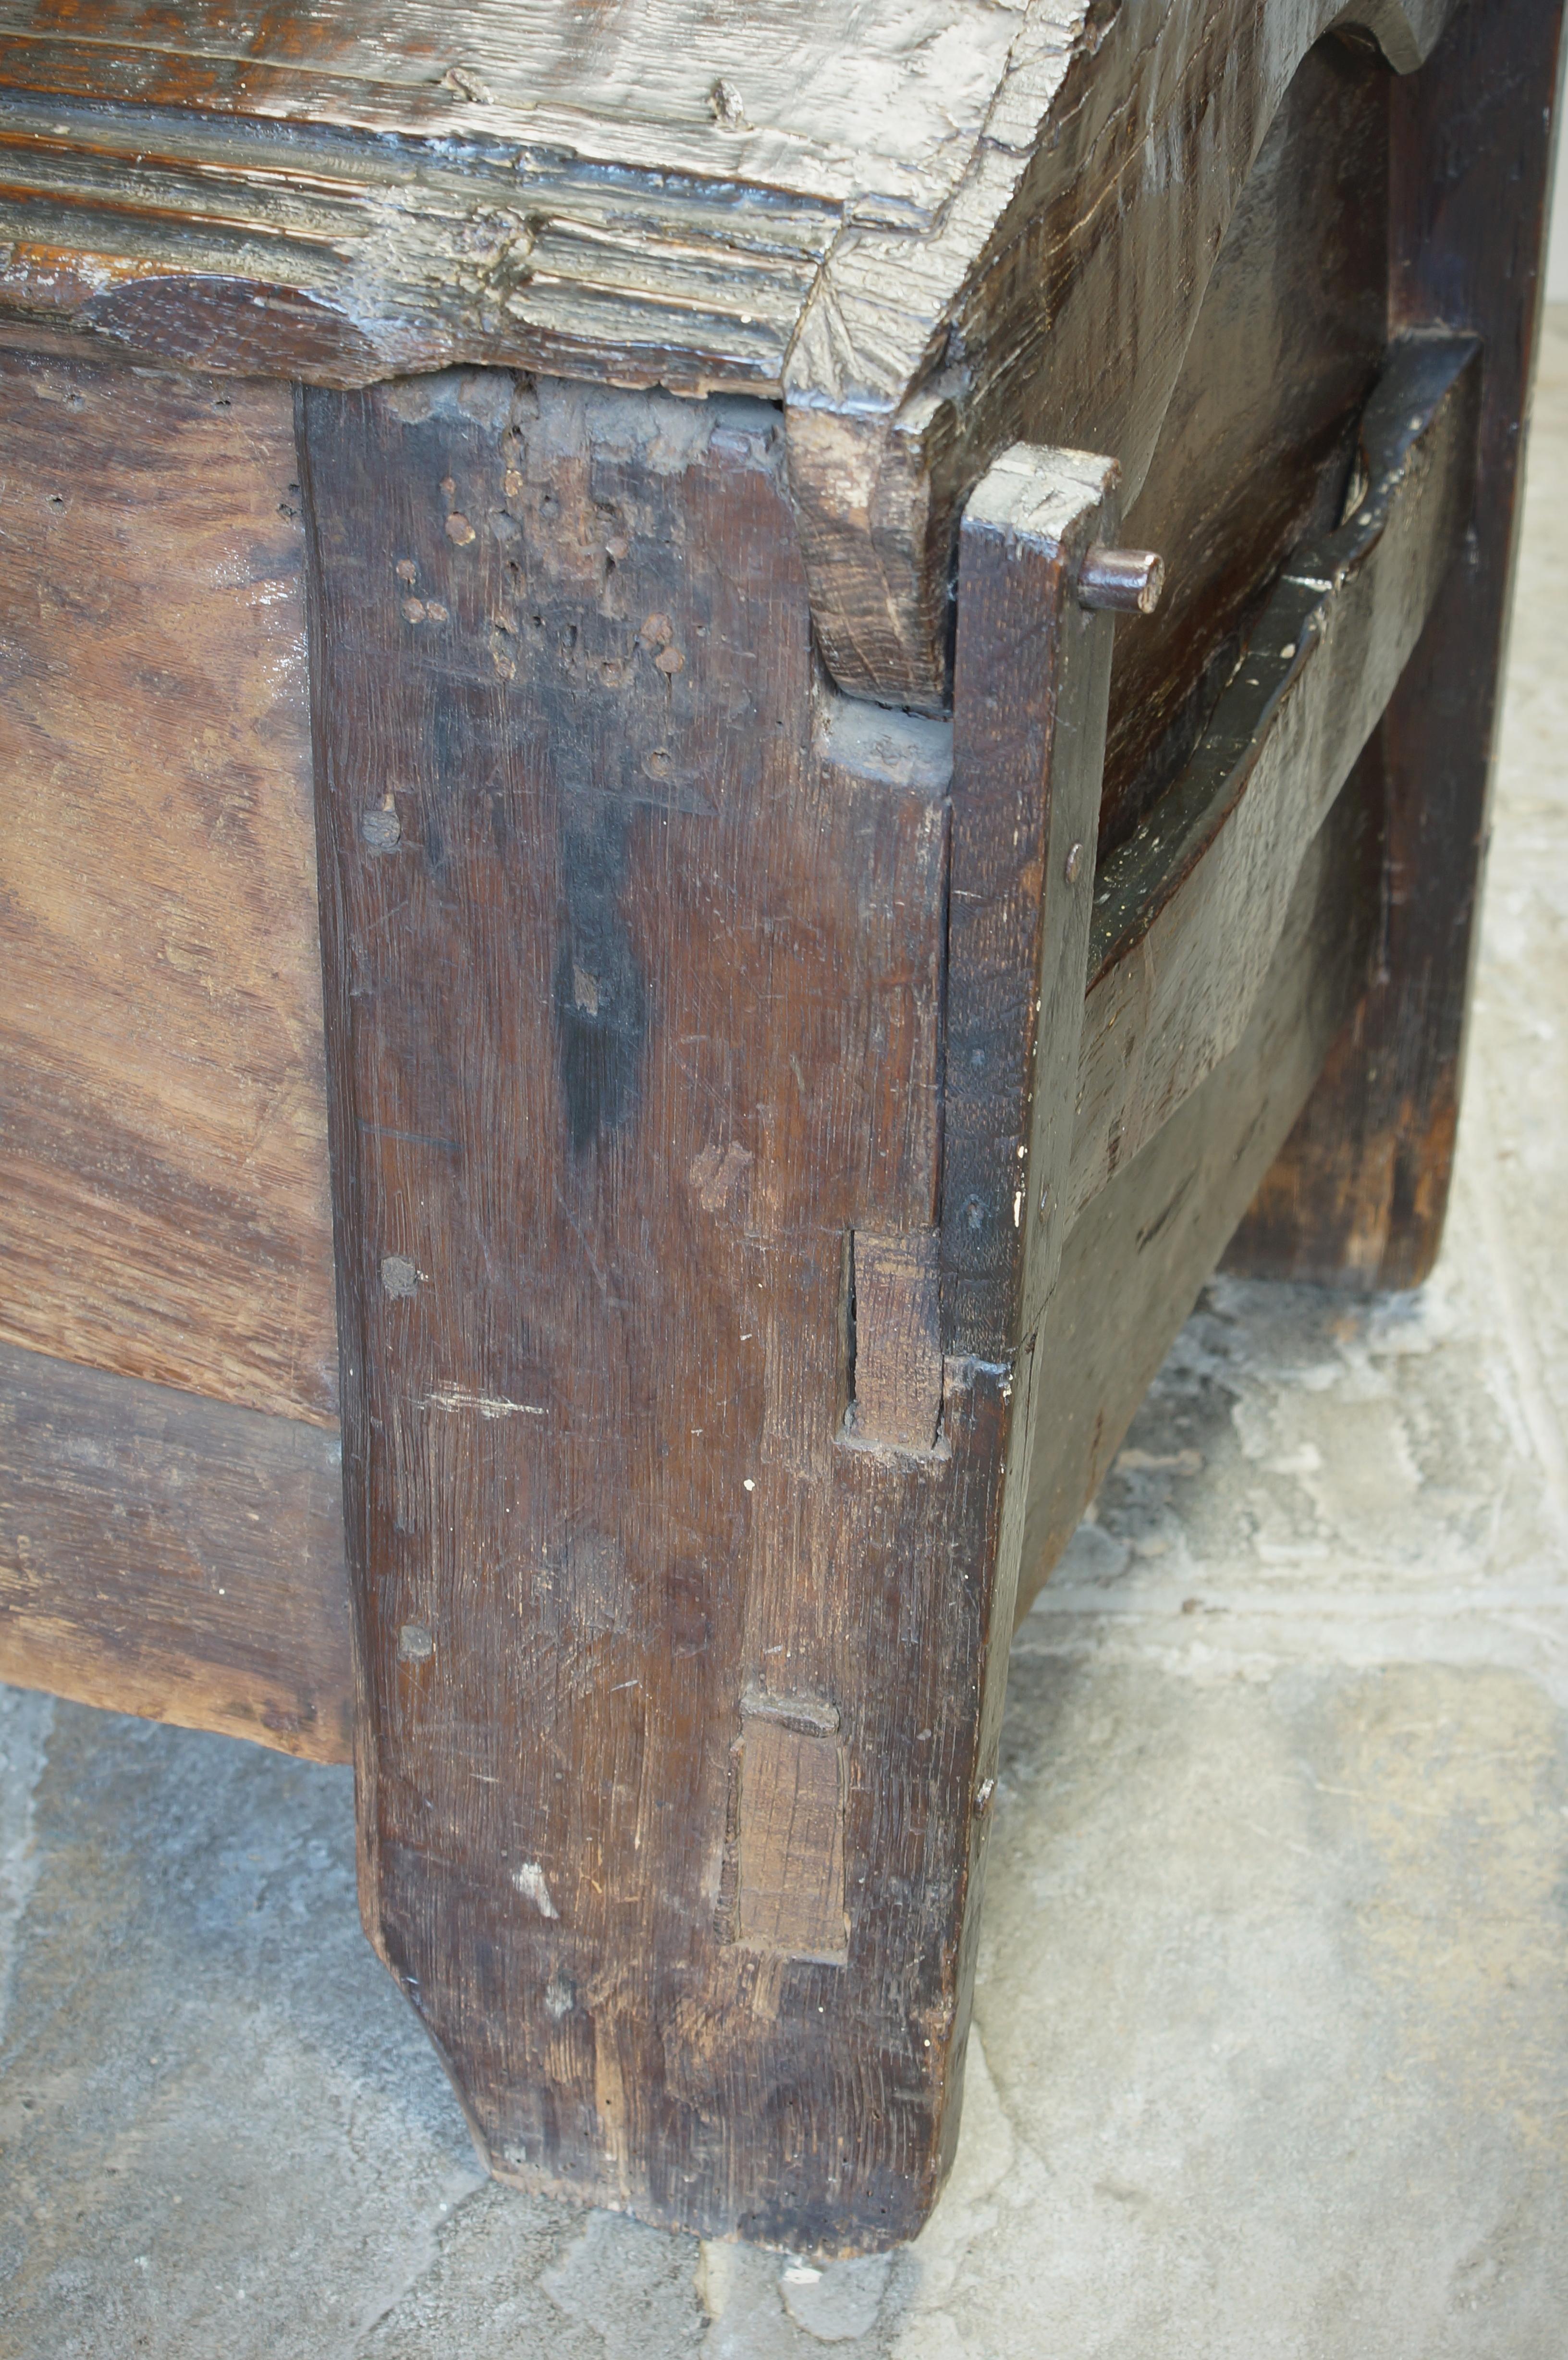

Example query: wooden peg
[1077,546,1165,614]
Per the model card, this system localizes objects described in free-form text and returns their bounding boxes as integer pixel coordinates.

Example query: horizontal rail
[1066,332,1481,1225]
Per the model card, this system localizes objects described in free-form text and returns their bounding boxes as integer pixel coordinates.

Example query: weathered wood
[935,441,1125,2168]
[845,1230,943,1456]
[1069,335,1478,1224]
[300,368,940,2247]
[0,0,1025,213]
[1099,35,1389,855]
[0,0,1461,707]
[1014,337,1478,1593]
[0,1338,351,1760]
[0,345,338,1426]
[1019,760,1378,1610]
[733,1707,848,1964]
[299,360,1119,2245]
[942,446,1118,1362]
[1229,0,1568,1287]
[784,0,1456,708]
[0,0,1554,2268]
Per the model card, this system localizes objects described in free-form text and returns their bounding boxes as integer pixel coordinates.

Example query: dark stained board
[1072,337,1478,1224]
[0,1338,352,1760]
[1100,35,1389,855]
[300,366,951,2248]
[1227,0,1568,1287]
[0,346,339,1426]
[298,362,1118,2247]
[941,443,1117,1362]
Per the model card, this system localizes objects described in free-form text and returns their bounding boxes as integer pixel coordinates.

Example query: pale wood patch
[846,1230,943,1456]
[736,1715,848,1963]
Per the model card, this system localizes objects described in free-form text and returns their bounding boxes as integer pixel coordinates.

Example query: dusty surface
[5,318,1568,2359]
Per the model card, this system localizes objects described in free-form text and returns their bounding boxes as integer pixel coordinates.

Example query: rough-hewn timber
[1228,0,1568,1288]
[0,0,1462,707]
[299,357,1124,2244]
[1071,336,1478,1225]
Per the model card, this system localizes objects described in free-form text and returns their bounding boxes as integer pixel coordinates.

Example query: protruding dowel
[1077,544,1165,614]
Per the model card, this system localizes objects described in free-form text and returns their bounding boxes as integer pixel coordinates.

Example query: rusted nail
[1078,545,1165,615]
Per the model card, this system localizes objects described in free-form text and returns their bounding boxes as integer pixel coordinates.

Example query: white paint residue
[426,1388,547,1420]
[513,1861,560,1919]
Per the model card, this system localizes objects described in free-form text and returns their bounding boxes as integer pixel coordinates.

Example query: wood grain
[785,0,1456,708]
[937,439,1124,2167]
[942,445,1118,1361]
[0,0,1545,2265]
[0,346,338,1426]
[300,368,953,2247]
[845,1229,943,1457]
[1099,36,1389,855]
[1015,342,1474,1592]
[1069,335,1478,1226]
[735,1709,848,1964]
[0,0,1462,709]
[1228,0,1568,1288]
[1019,762,1378,1611]
[298,362,1121,2247]
[0,0,1024,210]
[0,1338,351,1760]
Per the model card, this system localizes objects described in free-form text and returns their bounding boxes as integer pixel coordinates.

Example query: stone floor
[6,315,1568,2360]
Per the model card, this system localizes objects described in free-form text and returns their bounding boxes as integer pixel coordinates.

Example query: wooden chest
[0,0,1558,2252]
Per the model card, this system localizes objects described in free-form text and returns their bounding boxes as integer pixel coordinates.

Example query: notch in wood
[1078,545,1165,615]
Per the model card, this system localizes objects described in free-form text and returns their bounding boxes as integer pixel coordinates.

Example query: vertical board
[300,368,999,2246]
[302,366,1120,2246]
[1227,0,1567,1284]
